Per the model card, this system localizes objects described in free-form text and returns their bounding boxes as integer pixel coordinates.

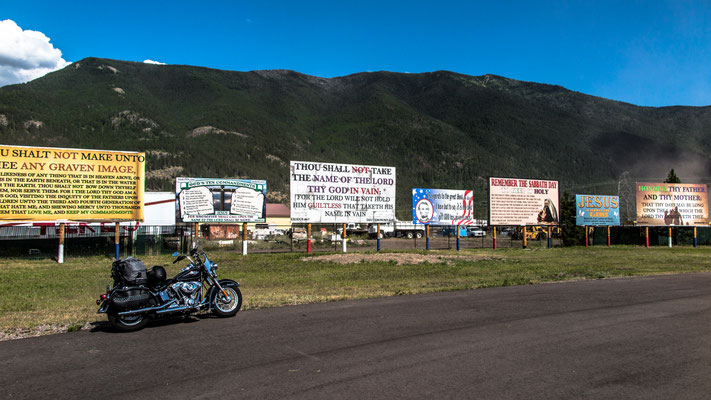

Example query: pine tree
[664,169,681,183]
[560,191,586,246]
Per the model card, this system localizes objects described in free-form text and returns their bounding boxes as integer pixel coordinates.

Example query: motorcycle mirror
[173,255,187,264]
[172,252,179,257]
[192,242,198,250]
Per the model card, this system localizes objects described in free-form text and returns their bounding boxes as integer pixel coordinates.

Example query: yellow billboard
[0,145,145,221]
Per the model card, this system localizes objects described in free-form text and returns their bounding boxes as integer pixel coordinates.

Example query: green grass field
[1,246,710,336]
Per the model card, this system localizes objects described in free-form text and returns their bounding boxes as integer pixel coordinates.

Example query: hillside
[1,57,710,219]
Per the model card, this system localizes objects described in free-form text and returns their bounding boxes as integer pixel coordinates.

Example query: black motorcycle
[97,247,242,331]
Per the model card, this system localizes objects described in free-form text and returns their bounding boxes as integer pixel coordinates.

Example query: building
[204,203,291,239]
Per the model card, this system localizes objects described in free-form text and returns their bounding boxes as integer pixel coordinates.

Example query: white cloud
[0,19,70,87]
[143,59,166,65]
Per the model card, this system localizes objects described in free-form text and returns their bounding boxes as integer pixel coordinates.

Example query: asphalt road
[3,273,711,399]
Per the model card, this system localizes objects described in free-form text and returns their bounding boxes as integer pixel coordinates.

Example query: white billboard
[489,177,559,226]
[290,161,396,223]
[176,177,266,223]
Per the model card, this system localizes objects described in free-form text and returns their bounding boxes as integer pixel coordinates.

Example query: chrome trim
[117,299,178,316]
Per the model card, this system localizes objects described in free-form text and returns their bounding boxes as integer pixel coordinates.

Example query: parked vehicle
[467,226,486,237]
[440,226,468,237]
[511,226,559,240]
[251,223,272,240]
[337,223,368,235]
[96,246,241,332]
[368,220,425,239]
[287,227,308,240]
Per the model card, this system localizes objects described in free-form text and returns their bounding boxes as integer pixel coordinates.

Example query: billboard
[635,182,708,226]
[0,145,145,221]
[412,189,475,225]
[0,191,176,239]
[489,177,559,226]
[290,161,396,223]
[176,177,266,223]
[576,195,620,226]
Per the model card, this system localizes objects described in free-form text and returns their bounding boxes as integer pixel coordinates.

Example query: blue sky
[2,0,710,106]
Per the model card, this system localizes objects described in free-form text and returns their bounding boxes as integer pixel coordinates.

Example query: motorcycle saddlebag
[110,287,151,311]
[112,257,148,286]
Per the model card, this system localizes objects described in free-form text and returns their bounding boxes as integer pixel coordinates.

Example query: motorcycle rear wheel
[108,312,148,332]
[212,287,242,317]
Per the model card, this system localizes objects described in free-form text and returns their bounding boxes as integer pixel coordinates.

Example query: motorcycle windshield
[203,256,213,274]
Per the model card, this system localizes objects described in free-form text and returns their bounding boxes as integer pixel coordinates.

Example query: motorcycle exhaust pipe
[118,300,179,316]
[156,306,191,314]
[155,303,209,315]
[119,303,208,316]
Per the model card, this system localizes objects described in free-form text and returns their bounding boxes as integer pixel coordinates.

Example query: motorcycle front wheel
[211,287,242,317]
[108,312,148,332]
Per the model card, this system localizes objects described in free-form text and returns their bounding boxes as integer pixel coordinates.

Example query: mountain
[1,57,710,219]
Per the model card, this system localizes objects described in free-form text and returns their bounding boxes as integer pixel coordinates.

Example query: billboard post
[307,224,312,254]
[242,222,248,255]
[523,226,527,249]
[607,226,611,247]
[493,227,497,250]
[456,227,460,251]
[114,222,120,260]
[425,225,430,251]
[668,227,673,248]
[58,223,65,264]
[585,226,589,247]
[694,227,698,248]
[377,224,381,252]
[548,226,552,248]
[342,223,347,253]
[645,227,649,248]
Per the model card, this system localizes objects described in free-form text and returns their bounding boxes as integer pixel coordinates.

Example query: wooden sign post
[342,223,347,253]
[58,223,65,264]
[377,224,381,252]
[242,222,248,255]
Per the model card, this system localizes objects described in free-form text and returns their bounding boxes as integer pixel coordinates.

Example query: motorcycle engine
[170,281,201,306]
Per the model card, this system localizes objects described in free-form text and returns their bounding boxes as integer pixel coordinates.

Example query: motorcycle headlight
[212,263,218,270]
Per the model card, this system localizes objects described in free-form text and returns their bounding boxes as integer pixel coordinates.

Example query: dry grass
[1,246,711,339]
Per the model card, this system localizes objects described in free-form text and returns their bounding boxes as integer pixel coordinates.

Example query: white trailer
[368,220,425,239]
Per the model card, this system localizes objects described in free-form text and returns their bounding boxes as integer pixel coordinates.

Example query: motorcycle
[97,246,242,332]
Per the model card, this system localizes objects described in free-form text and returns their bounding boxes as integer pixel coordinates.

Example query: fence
[2,222,711,259]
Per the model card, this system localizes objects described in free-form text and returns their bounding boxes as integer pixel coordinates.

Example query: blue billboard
[576,195,620,226]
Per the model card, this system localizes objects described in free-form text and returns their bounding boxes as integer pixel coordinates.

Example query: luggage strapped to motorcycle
[112,257,148,286]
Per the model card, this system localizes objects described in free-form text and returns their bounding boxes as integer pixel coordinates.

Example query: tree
[664,169,681,183]
[560,191,586,246]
